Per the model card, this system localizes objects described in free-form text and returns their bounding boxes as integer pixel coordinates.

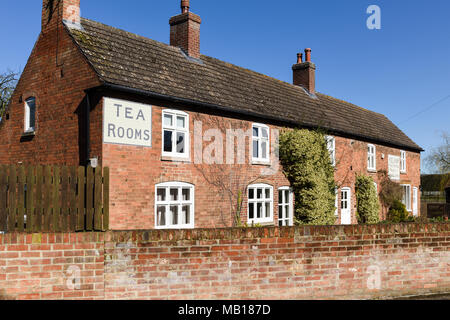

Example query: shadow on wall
[0,289,15,300]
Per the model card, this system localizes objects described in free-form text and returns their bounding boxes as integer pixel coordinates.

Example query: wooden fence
[0,165,109,233]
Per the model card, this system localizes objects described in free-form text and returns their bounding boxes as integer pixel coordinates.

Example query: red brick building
[0,0,423,230]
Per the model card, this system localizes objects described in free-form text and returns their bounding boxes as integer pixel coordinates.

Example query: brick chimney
[169,0,202,59]
[42,0,81,31]
[292,48,316,94]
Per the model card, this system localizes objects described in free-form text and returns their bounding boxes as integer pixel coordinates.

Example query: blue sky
[0,0,449,173]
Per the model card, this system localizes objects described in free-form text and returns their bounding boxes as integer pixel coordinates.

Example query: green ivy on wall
[279,128,336,225]
[355,175,381,224]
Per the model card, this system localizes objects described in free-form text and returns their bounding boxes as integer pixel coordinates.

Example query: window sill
[161,155,191,163]
[252,160,271,166]
[400,171,407,175]
[155,226,195,230]
[22,131,36,137]
[247,220,274,227]
[367,169,377,173]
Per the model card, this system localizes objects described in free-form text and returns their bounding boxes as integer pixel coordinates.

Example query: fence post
[103,167,110,231]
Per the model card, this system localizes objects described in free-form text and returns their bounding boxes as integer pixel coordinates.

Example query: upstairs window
[252,124,270,163]
[367,144,376,171]
[248,184,273,224]
[162,110,189,158]
[400,151,407,173]
[155,182,194,229]
[326,136,336,166]
[24,97,36,133]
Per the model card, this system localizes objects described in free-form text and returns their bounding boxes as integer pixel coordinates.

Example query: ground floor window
[401,184,412,212]
[155,182,194,229]
[278,187,293,226]
[248,184,273,224]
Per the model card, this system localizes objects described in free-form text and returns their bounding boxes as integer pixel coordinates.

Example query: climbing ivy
[355,175,381,224]
[279,128,336,225]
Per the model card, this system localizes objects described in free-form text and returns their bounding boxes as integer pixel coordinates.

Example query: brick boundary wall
[0,223,449,300]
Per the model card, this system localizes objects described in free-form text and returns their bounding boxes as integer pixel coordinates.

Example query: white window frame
[400,184,412,212]
[374,182,378,195]
[162,109,190,159]
[326,136,336,167]
[400,151,407,173]
[248,183,273,224]
[367,144,376,171]
[413,187,418,217]
[278,187,294,226]
[155,182,195,229]
[252,124,270,164]
[24,97,36,133]
[334,187,339,216]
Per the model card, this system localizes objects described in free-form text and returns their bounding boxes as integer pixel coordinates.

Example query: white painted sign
[388,155,400,180]
[103,97,152,147]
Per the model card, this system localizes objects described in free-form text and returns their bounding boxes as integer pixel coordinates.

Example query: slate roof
[67,18,422,152]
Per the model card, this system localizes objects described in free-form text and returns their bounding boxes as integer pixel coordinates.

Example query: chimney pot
[297,53,303,64]
[181,0,190,13]
[305,48,312,62]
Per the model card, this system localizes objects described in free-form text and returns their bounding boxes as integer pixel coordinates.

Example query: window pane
[257,189,263,199]
[249,188,254,200]
[262,128,268,138]
[265,188,270,199]
[182,205,190,224]
[164,114,173,127]
[249,203,254,219]
[279,206,283,219]
[284,191,290,203]
[182,188,190,201]
[279,190,283,204]
[176,132,185,153]
[164,131,173,152]
[157,206,166,226]
[28,99,36,129]
[170,188,178,201]
[257,203,262,218]
[157,188,166,202]
[265,202,270,218]
[177,116,185,128]
[253,140,259,158]
[284,205,289,218]
[253,127,259,137]
[261,142,267,159]
[171,206,178,225]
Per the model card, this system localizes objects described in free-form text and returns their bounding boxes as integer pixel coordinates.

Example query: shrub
[355,175,380,224]
[387,200,413,223]
[378,170,403,208]
[279,128,336,225]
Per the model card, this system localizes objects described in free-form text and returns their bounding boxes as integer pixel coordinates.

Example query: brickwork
[0,223,449,300]
[0,10,101,166]
[99,92,421,230]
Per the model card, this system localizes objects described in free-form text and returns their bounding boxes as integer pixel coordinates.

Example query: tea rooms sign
[103,97,152,147]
